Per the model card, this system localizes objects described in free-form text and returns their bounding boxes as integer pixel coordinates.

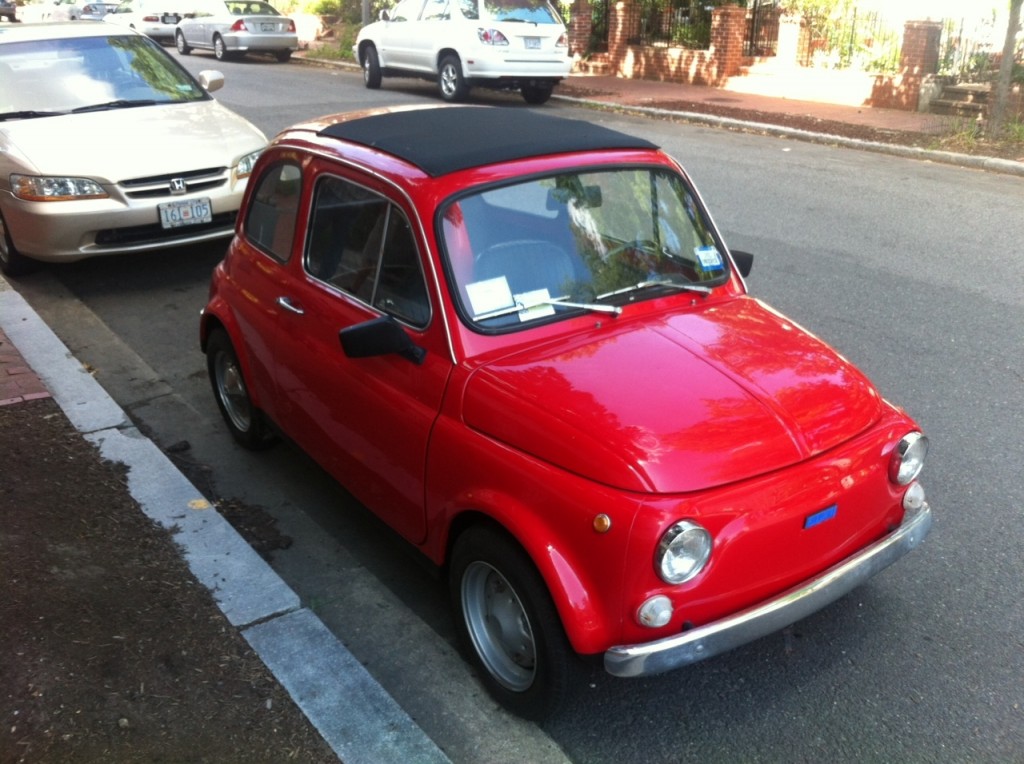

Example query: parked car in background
[200,105,933,719]
[175,0,297,62]
[103,0,193,41]
[0,0,19,21]
[80,0,119,20]
[0,23,266,276]
[354,0,571,103]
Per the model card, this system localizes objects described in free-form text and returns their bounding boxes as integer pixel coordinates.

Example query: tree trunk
[989,0,1023,136]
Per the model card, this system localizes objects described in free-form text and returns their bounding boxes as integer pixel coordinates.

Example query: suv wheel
[438,54,469,102]
[362,45,382,89]
[521,85,553,105]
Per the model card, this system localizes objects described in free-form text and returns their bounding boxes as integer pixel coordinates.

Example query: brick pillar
[568,0,592,57]
[709,5,747,82]
[871,20,942,111]
[900,20,942,75]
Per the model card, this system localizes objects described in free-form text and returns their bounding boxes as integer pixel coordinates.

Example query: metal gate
[746,0,779,56]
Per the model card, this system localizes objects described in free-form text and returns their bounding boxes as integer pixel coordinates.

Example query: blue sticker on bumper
[804,504,838,529]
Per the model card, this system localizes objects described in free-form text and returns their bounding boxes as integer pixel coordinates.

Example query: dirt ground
[0,398,337,764]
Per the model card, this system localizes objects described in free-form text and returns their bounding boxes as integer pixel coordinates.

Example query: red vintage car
[200,105,932,719]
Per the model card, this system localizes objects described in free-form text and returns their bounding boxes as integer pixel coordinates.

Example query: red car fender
[199,282,269,415]
[424,416,638,656]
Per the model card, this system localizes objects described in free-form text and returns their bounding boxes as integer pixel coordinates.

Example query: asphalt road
[14,53,1024,762]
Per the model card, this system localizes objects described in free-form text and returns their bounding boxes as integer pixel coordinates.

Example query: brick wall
[591,3,747,86]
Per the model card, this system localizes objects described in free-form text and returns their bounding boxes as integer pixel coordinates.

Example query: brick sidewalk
[0,329,50,406]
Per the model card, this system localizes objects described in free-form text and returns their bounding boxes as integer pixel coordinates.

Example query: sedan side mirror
[339,316,426,365]
[730,250,754,278]
[197,70,225,93]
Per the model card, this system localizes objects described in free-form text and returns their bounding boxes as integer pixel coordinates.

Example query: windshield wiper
[71,99,157,113]
[0,110,68,121]
[597,279,713,300]
[476,295,622,321]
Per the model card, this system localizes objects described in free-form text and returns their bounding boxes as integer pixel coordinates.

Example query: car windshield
[440,167,729,331]
[0,35,207,119]
[480,0,560,24]
[223,1,281,15]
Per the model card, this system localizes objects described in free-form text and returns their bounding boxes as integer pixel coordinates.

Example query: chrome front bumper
[604,502,933,678]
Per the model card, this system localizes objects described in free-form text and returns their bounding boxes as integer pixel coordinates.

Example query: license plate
[159,197,212,229]
[524,37,540,49]
[161,13,179,23]
[260,22,274,31]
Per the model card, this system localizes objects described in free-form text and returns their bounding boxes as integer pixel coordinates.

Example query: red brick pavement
[0,329,51,407]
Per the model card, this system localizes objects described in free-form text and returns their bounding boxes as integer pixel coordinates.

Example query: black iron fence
[745,0,778,56]
[629,0,713,48]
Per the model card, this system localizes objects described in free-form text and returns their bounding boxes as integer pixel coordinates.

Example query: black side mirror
[339,316,426,365]
[730,250,754,278]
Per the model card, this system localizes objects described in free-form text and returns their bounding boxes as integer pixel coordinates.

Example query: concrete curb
[0,282,451,764]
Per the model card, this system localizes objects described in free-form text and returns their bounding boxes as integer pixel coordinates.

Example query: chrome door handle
[276,296,304,315]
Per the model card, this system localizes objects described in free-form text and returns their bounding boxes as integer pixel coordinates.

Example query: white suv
[354,0,571,104]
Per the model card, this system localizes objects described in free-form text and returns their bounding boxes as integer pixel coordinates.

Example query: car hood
[462,297,883,493]
[0,101,266,181]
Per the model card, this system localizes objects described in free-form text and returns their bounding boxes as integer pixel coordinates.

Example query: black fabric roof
[317,106,659,177]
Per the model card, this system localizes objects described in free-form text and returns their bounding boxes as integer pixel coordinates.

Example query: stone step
[931,98,986,117]
[941,83,990,104]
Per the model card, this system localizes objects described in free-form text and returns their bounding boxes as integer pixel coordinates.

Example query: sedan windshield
[0,35,208,120]
[441,167,729,331]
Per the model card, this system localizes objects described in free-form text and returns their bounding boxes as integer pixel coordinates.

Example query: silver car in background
[175,0,297,62]
[0,23,266,276]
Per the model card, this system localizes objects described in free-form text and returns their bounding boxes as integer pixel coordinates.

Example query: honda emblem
[169,178,187,195]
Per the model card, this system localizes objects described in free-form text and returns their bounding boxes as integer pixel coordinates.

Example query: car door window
[306,175,430,327]
[421,0,448,20]
[389,0,424,21]
[243,162,302,263]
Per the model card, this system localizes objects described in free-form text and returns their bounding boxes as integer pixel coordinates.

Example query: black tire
[0,209,38,277]
[275,49,291,63]
[521,85,553,105]
[175,30,191,55]
[213,35,232,61]
[362,45,382,89]
[438,54,469,102]
[206,328,277,450]
[450,525,574,720]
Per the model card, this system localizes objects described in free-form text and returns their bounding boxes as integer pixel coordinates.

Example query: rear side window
[244,162,302,262]
[305,176,430,328]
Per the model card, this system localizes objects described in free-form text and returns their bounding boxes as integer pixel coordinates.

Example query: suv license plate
[524,37,540,49]
[159,197,212,229]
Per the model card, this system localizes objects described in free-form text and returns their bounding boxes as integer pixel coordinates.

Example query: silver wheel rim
[440,64,457,97]
[461,561,536,691]
[215,38,224,58]
[214,350,252,433]
[363,58,370,82]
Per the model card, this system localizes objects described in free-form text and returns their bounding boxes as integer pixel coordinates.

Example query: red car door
[265,164,452,544]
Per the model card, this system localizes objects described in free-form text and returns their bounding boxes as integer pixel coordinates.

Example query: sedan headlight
[11,174,108,201]
[656,520,711,584]
[888,432,928,485]
[235,149,263,180]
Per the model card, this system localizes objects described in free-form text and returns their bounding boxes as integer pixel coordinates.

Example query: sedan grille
[119,167,229,200]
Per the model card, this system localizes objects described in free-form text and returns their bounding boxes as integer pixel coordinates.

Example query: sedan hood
[1,101,266,181]
[462,297,883,493]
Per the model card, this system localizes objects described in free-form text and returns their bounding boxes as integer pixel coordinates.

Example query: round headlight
[656,520,711,585]
[889,432,928,485]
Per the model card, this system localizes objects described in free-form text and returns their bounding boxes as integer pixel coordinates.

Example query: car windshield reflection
[0,35,208,117]
[440,167,730,331]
